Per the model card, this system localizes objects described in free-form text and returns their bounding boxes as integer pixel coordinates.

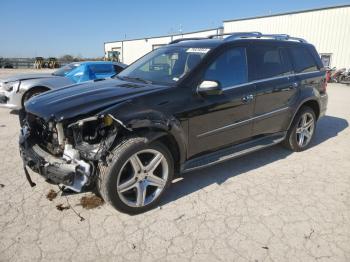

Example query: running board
[182,132,286,173]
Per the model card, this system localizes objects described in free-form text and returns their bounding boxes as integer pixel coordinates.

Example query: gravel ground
[0,69,349,262]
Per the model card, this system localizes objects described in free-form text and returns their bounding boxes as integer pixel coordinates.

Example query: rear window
[113,65,124,73]
[289,47,318,73]
[89,64,114,74]
[248,46,293,80]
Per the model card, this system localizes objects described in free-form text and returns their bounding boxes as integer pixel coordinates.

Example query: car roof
[70,61,126,67]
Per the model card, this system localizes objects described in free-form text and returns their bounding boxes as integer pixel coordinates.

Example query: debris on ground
[132,244,136,250]
[0,124,6,127]
[175,214,185,221]
[262,246,269,250]
[56,203,70,211]
[56,185,85,221]
[0,184,5,188]
[46,189,57,201]
[304,229,315,240]
[79,195,104,209]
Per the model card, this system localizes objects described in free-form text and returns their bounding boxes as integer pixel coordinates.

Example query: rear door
[248,44,298,136]
[289,45,323,92]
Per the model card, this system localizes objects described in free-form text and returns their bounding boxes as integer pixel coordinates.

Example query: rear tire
[97,137,174,214]
[282,106,316,152]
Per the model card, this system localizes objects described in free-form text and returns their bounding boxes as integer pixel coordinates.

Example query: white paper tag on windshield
[186,48,210,54]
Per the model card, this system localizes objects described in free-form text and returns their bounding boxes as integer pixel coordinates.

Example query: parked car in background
[19,33,327,214]
[0,61,126,110]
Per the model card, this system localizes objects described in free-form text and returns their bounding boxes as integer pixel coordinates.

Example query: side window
[249,46,293,80]
[290,47,318,73]
[204,47,248,88]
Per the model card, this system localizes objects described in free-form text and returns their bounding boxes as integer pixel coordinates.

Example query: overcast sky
[1,0,349,58]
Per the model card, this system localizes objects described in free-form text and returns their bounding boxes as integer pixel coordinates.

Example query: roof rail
[169,37,206,44]
[224,32,262,41]
[223,32,308,43]
[258,34,308,43]
[168,32,308,45]
[208,33,232,39]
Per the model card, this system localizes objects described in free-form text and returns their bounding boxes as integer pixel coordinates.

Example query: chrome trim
[197,107,289,138]
[185,133,286,172]
[294,70,321,77]
[222,71,320,91]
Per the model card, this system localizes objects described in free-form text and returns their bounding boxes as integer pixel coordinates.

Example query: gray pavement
[0,69,349,262]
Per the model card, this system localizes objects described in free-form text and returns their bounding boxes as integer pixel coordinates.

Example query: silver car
[0,61,126,110]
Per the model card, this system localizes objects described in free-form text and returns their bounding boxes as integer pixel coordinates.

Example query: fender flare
[287,97,320,130]
[100,102,188,165]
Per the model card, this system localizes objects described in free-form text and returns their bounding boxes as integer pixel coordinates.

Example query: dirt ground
[0,69,349,262]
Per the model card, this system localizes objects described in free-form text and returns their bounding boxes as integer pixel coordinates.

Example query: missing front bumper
[19,127,91,192]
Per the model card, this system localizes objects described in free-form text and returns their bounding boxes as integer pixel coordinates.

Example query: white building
[104,28,222,65]
[104,5,350,68]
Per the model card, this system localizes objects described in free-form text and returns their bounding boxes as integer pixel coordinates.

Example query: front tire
[283,106,316,152]
[98,137,174,214]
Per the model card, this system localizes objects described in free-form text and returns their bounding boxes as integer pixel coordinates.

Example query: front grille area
[26,113,62,156]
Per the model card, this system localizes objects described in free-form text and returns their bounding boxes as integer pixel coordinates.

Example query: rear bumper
[19,127,91,191]
[319,93,328,118]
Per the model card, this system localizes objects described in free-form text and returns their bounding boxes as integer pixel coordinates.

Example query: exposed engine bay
[20,113,120,192]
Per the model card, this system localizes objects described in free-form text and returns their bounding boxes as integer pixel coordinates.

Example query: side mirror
[197,80,222,95]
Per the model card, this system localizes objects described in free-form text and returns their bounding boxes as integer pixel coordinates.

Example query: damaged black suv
[20,32,328,214]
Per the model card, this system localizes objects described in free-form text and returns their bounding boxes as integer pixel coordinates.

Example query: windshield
[53,63,80,76]
[117,46,211,85]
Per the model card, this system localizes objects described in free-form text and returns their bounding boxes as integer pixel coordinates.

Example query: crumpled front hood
[25,78,165,121]
[1,73,57,83]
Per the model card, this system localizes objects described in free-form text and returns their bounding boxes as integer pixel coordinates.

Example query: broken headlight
[2,81,20,92]
[69,115,118,160]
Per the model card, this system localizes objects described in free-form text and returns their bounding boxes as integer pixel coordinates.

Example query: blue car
[0,61,126,110]
[54,61,126,83]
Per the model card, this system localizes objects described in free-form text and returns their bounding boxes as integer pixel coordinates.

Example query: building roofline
[104,27,222,45]
[223,4,350,23]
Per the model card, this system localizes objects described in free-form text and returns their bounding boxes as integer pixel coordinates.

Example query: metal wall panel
[104,6,350,68]
[223,6,350,68]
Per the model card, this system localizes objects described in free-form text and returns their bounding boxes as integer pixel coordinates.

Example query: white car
[0,61,126,110]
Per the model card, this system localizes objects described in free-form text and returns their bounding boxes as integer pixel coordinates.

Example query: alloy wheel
[116,149,169,207]
[296,112,315,148]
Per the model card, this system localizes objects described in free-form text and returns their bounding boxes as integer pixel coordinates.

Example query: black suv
[20,32,328,214]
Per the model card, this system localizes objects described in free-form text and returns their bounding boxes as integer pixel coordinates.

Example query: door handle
[242,94,254,103]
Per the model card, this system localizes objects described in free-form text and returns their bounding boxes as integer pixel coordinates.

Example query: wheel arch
[21,86,50,107]
[100,104,188,172]
[288,98,320,130]
[127,127,183,175]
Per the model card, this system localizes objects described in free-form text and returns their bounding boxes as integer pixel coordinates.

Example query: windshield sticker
[186,48,210,54]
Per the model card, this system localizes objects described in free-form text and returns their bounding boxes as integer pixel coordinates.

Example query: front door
[187,47,255,158]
